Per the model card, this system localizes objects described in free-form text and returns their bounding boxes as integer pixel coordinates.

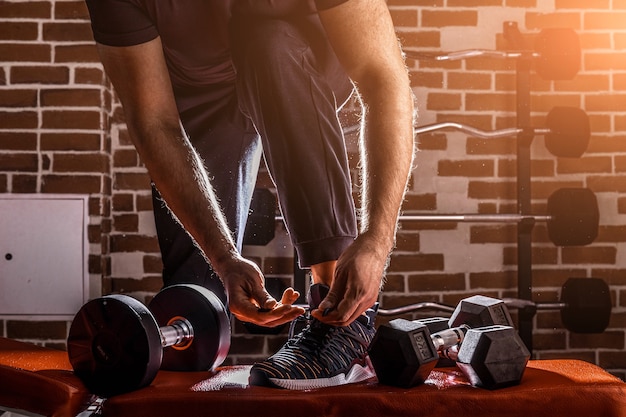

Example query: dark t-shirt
[84,0,350,87]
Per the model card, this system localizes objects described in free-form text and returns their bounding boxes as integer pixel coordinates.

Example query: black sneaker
[248,284,377,389]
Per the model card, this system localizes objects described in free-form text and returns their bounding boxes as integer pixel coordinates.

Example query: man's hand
[218,254,305,327]
[311,233,389,326]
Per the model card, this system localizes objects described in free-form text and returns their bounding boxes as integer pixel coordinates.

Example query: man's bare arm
[314,0,415,325]
[96,38,304,326]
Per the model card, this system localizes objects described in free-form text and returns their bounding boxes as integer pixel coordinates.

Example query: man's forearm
[317,0,415,253]
[358,79,415,252]
[132,120,239,275]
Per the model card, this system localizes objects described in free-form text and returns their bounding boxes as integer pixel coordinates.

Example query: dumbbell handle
[159,318,194,349]
[431,325,468,351]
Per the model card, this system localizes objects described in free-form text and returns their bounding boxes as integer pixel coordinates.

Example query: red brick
[43,22,94,42]
[10,65,70,84]
[585,11,626,30]
[136,193,154,211]
[400,31,440,51]
[467,137,516,155]
[113,149,140,168]
[113,213,139,232]
[616,32,626,50]
[75,67,106,85]
[525,12,581,31]
[562,246,617,265]
[41,88,101,107]
[110,234,160,253]
[533,331,567,350]
[422,10,478,27]
[0,44,51,63]
[388,253,444,272]
[0,1,50,19]
[143,255,163,274]
[506,0,537,6]
[599,351,626,370]
[570,331,625,350]
[112,193,134,212]
[53,153,108,173]
[448,72,492,90]
[438,159,495,177]
[42,110,101,130]
[427,92,462,111]
[468,180,516,200]
[468,271,517,289]
[402,193,437,211]
[588,174,626,192]
[55,44,100,63]
[556,0,609,7]
[470,225,517,244]
[408,273,466,292]
[416,133,447,150]
[0,132,37,150]
[55,1,90,20]
[114,172,151,191]
[409,70,444,89]
[11,175,38,193]
[0,110,38,129]
[581,32,612,50]
[586,53,626,73]
[396,232,420,252]
[0,22,38,41]
[0,153,38,171]
[41,133,103,151]
[556,156,612,175]
[554,74,611,92]
[465,93,515,111]
[0,89,37,107]
[41,174,102,194]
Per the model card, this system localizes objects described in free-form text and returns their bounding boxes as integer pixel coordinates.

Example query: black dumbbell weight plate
[149,284,231,372]
[67,295,162,397]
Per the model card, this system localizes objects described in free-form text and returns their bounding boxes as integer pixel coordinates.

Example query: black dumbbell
[439,324,530,389]
[369,295,529,389]
[67,284,230,397]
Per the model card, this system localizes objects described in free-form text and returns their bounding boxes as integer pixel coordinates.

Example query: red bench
[1,337,624,417]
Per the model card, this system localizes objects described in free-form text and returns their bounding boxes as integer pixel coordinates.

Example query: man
[84,0,415,389]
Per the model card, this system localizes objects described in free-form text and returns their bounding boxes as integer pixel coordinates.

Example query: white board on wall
[0,195,89,317]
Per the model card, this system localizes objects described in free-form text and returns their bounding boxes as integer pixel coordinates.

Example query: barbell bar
[343,106,591,159]
[377,278,611,334]
[405,28,581,80]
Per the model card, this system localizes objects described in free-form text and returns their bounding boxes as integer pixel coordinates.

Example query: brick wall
[1,0,625,380]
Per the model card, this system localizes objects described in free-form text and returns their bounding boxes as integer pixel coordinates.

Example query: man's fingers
[279,287,300,305]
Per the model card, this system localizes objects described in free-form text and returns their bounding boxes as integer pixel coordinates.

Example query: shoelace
[280,317,370,372]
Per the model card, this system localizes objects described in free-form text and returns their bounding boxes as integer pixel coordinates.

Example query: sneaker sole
[267,357,376,390]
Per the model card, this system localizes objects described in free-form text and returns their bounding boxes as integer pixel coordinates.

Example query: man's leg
[231,15,377,389]
[152,82,262,306]
[231,15,357,285]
